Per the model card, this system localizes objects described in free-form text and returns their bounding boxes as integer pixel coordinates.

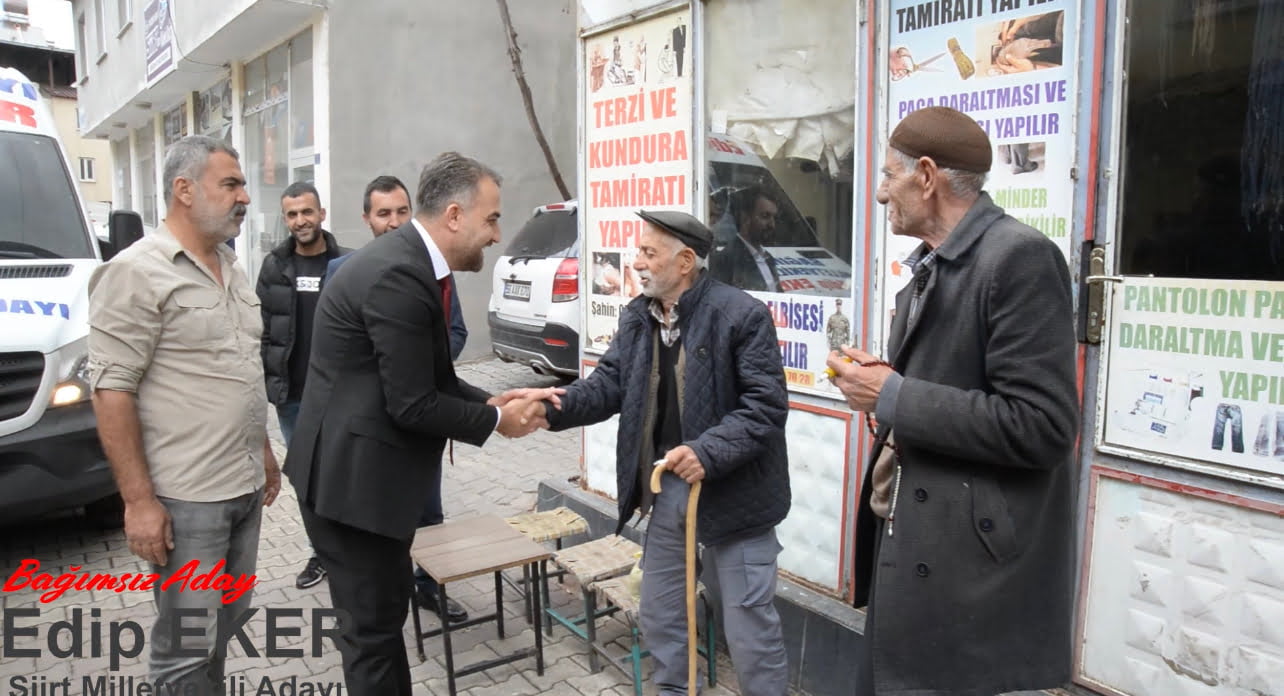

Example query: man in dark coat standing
[543,210,791,695]
[256,181,346,591]
[284,152,554,696]
[827,106,1079,696]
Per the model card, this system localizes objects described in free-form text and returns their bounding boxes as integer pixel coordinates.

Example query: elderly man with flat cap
[542,209,791,695]
[827,106,1078,695]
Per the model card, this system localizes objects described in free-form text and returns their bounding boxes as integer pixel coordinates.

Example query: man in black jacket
[255,180,346,590]
[284,153,553,696]
[544,210,790,696]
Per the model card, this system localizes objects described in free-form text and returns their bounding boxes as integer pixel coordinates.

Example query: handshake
[487,387,567,438]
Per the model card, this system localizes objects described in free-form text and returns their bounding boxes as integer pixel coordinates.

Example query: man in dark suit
[324,174,471,624]
[284,152,555,696]
[710,187,782,292]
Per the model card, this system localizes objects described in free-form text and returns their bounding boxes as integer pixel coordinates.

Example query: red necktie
[440,275,453,327]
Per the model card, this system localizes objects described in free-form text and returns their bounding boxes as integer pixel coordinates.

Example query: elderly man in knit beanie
[827,106,1080,696]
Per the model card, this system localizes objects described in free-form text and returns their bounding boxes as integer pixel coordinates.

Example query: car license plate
[503,280,532,301]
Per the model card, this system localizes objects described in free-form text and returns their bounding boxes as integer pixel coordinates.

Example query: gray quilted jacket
[547,272,790,546]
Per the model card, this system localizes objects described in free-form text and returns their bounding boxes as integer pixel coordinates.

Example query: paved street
[0,358,746,695]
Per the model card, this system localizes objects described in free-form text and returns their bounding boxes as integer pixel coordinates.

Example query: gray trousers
[149,489,264,695]
[641,472,789,695]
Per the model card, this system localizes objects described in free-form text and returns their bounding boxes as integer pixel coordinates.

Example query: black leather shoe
[416,587,468,623]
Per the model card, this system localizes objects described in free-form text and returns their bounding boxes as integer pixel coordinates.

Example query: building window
[2,0,30,22]
[113,137,131,211]
[289,31,313,150]
[75,13,87,80]
[162,104,187,147]
[116,0,131,32]
[93,0,107,59]
[197,79,232,143]
[1119,0,1284,280]
[241,28,314,277]
[79,157,96,182]
[704,0,857,299]
[135,123,156,228]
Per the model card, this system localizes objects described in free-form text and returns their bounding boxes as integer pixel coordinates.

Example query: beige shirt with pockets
[87,224,267,502]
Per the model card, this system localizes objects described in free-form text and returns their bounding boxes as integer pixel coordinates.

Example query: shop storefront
[569,1,1283,693]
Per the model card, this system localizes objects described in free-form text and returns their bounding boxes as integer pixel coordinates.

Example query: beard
[461,244,486,272]
[192,190,246,243]
[638,270,671,298]
[292,225,319,245]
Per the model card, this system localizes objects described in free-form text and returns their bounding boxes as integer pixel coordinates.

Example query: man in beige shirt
[88,135,280,695]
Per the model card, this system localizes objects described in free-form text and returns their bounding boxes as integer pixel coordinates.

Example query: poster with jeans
[1104,277,1284,477]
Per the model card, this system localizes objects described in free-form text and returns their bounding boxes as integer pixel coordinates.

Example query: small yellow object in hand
[824,355,854,380]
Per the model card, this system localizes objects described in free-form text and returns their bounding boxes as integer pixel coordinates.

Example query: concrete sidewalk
[0,358,748,696]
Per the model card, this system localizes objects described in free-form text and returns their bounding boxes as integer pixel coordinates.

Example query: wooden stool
[505,506,589,544]
[593,576,718,696]
[541,535,643,670]
[503,507,589,622]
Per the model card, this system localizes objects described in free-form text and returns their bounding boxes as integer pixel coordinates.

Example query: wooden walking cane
[651,460,702,690]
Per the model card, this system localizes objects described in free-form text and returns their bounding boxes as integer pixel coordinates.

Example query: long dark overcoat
[853,193,1080,696]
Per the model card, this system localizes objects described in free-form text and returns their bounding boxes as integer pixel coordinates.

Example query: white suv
[487,202,580,378]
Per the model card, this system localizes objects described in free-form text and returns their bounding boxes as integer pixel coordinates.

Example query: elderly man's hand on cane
[660,444,705,484]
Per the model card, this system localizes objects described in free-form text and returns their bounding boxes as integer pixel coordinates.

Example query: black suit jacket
[283,225,497,540]
[709,236,777,292]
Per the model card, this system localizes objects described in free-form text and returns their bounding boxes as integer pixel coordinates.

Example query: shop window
[135,123,156,228]
[703,0,856,298]
[243,57,264,113]
[162,104,186,147]
[197,79,232,142]
[1119,1,1284,281]
[289,30,313,150]
[241,28,313,277]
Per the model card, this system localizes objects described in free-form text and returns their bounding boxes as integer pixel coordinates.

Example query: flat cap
[890,106,992,173]
[636,210,713,258]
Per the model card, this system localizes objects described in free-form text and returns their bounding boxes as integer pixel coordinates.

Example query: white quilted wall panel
[776,407,850,590]
[1081,473,1284,695]
[583,416,620,499]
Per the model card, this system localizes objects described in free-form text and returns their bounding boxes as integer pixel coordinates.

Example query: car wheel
[84,493,125,528]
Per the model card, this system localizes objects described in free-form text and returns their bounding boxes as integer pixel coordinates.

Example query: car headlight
[49,338,91,408]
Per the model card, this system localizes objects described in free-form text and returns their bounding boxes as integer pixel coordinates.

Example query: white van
[0,68,139,524]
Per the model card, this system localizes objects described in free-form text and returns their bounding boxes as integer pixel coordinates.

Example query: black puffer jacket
[256,230,347,405]
[547,272,790,546]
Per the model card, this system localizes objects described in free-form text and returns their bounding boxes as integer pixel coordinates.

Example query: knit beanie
[889,106,992,173]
